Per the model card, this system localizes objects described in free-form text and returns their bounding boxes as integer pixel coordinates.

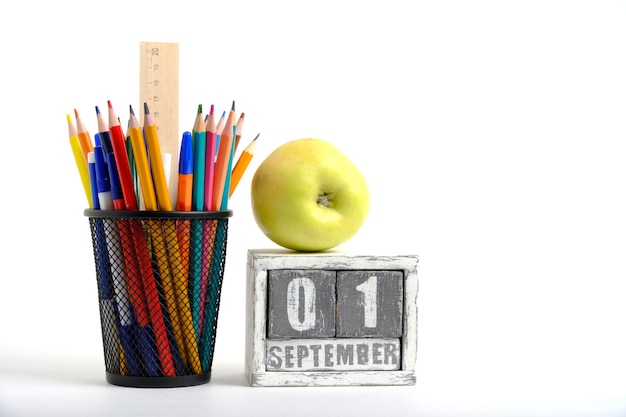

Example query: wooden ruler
[139,42,179,205]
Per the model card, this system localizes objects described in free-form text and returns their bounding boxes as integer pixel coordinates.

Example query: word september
[266,338,400,372]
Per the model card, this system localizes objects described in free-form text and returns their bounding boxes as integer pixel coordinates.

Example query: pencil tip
[95,105,100,115]
[253,133,260,141]
[231,100,236,111]
[198,104,202,114]
[210,104,214,115]
[74,108,79,118]
[107,100,112,108]
[66,114,71,123]
[144,102,150,114]
[129,104,135,115]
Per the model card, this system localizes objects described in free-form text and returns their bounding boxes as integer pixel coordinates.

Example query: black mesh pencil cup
[84,209,232,388]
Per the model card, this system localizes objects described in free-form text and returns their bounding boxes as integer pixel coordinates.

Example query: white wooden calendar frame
[245,249,419,387]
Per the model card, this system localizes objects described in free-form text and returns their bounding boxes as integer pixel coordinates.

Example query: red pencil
[107,101,138,211]
[203,106,217,211]
[107,101,176,376]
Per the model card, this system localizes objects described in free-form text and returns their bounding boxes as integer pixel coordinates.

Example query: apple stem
[317,192,333,208]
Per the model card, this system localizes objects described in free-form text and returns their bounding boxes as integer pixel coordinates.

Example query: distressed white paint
[245,249,419,387]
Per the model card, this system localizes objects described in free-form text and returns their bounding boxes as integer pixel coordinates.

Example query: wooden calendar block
[268,269,336,338]
[245,249,419,387]
[337,271,403,338]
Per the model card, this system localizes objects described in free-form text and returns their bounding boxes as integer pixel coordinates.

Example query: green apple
[251,138,370,252]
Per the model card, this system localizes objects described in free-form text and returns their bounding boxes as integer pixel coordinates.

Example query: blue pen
[106,153,126,211]
[90,151,123,372]
[94,147,140,375]
[88,152,100,211]
[94,147,113,211]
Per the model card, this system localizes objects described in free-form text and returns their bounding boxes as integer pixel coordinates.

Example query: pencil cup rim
[83,209,233,220]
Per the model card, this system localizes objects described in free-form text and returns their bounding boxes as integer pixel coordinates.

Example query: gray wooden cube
[268,269,336,338]
[337,271,403,338]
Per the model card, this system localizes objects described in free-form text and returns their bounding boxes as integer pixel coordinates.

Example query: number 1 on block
[355,275,378,328]
[337,271,404,338]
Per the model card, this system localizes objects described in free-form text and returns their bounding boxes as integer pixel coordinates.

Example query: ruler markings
[139,42,179,206]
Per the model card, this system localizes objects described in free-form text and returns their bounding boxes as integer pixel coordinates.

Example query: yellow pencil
[146,218,190,368]
[128,106,157,211]
[68,114,92,208]
[229,133,259,197]
[128,105,190,367]
[143,103,172,211]
[143,103,202,372]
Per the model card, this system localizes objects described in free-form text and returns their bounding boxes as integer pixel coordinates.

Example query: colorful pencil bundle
[69,100,258,212]
[71,100,258,379]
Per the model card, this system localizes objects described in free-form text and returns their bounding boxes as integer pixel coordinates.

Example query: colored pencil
[234,112,245,154]
[190,106,208,340]
[197,105,218,338]
[127,105,157,211]
[128,105,190,367]
[143,102,172,211]
[229,133,259,197]
[203,105,217,211]
[67,114,92,208]
[126,118,140,209]
[220,122,236,210]
[74,108,94,164]
[211,108,235,211]
[109,101,176,376]
[107,101,138,211]
[107,151,160,375]
[214,110,226,164]
[192,106,206,212]
[95,106,113,155]
[144,102,201,372]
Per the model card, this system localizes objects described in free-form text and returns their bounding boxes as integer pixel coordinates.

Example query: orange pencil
[211,109,235,211]
[229,133,259,197]
[74,108,94,164]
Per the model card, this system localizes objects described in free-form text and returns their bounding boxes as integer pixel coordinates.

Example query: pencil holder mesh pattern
[84,209,232,388]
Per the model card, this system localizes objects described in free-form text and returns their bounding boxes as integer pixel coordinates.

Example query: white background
[1,1,626,416]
